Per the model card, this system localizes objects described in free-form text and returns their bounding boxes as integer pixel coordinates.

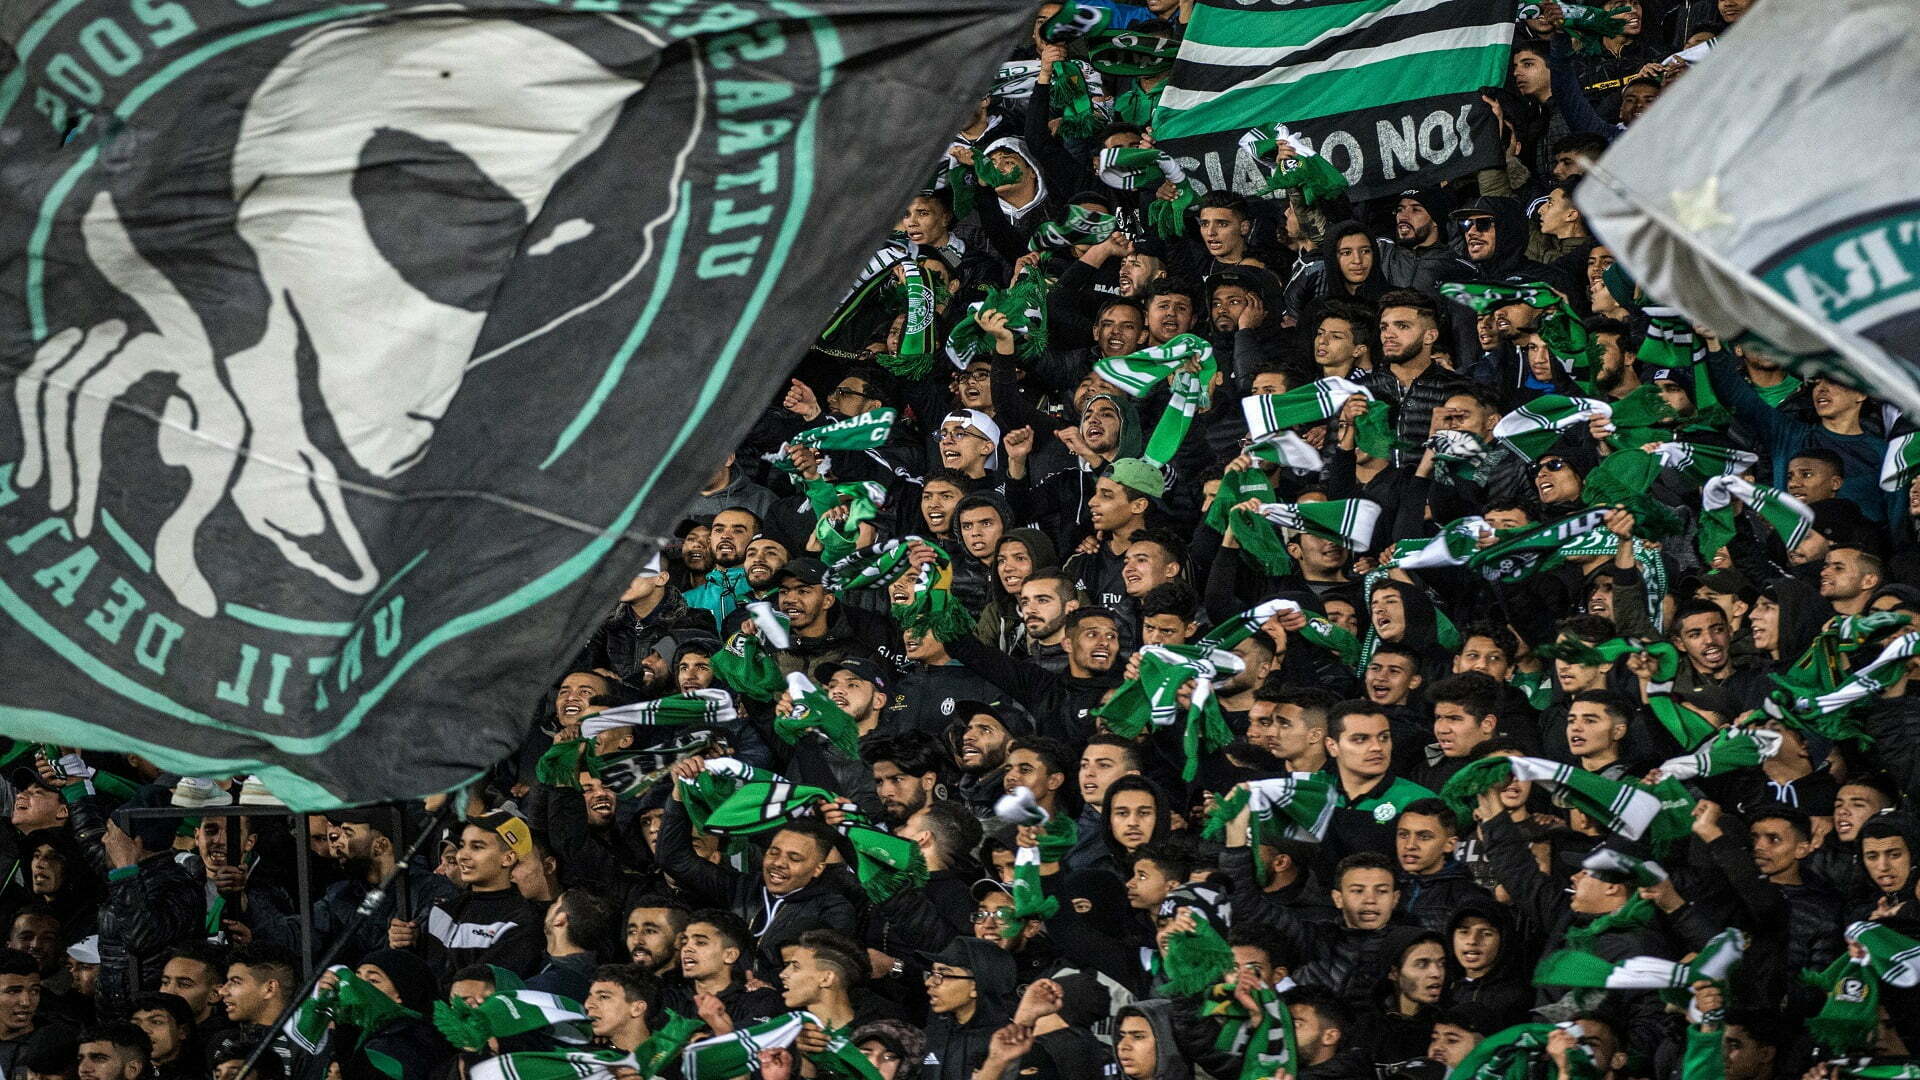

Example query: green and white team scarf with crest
[1201,598,1360,670]
[1030,203,1120,251]
[1656,725,1782,781]
[711,602,790,701]
[1095,146,1185,191]
[1447,1024,1596,1080]
[1698,475,1813,560]
[1093,334,1212,398]
[1384,516,1492,571]
[1039,1,1109,43]
[1200,774,1337,852]
[582,690,738,737]
[1765,631,1920,736]
[1881,431,1920,493]
[773,672,862,761]
[1467,508,1613,584]
[1442,756,1693,851]
[770,409,897,473]
[1248,499,1381,552]
[804,480,887,564]
[1491,395,1613,460]
[433,992,590,1051]
[1846,920,1920,988]
[1535,927,1746,990]
[682,1013,811,1080]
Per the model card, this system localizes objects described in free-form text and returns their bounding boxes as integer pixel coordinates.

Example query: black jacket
[1397,860,1493,934]
[96,850,205,1016]
[311,865,457,968]
[581,590,718,683]
[656,801,858,969]
[417,885,546,981]
[945,636,1122,745]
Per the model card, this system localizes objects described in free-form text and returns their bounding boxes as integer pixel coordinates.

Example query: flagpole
[233,794,463,1080]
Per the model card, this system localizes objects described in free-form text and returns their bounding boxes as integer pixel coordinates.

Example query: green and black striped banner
[1152,0,1515,201]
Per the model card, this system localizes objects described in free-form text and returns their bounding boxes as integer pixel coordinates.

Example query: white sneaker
[236,775,284,807]
[171,777,225,809]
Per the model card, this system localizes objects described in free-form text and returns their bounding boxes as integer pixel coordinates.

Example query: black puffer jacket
[97,849,205,1016]
[1397,859,1493,934]
[580,590,718,683]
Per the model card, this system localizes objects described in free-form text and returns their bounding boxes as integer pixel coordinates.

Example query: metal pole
[293,814,315,977]
[229,797,459,1080]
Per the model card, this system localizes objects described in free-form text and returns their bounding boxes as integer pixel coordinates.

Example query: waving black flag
[0,0,1028,807]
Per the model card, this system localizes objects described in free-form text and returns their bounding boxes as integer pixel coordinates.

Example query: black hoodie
[1441,896,1534,1029]
[921,940,1016,1080]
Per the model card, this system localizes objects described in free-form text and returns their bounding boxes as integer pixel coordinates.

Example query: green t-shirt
[1753,374,1802,407]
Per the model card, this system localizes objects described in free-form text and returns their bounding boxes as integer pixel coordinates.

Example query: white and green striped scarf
[1144,353,1219,467]
[1536,927,1746,990]
[583,690,738,737]
[1491,395,1612,461]
[471,1049,637,1080]
[1846,920,1920,988]
[1582,847,1668,887]
[682,1012,812,1080]
[1648,442,1758,482]
[433,992,590,1051]
[1385,516,1490,571]
[1769,631,1920,722]
[1656,726,1781,781]
[1880,431,1920,493]
[1251,499,1381,552]
[1201,598,1360,669]
[1700,475,1813,551]
[1241,378,1371,443]
[1095,146,1185,190]
[1093,334,1212,398]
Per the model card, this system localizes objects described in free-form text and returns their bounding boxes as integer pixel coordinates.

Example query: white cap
[943,409,1003,471]
[67,936,100,965]
[643,552,663,575]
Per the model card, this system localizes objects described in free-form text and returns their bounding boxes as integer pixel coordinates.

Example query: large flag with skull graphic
[0,0,1029,807]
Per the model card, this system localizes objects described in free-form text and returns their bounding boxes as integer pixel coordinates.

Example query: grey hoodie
[1115,1000,1192,1080]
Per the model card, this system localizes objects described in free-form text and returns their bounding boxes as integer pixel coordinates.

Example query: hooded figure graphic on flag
[14,17,648,618]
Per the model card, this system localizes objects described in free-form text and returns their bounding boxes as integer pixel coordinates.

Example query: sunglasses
[1537,459,1572,472]
[1461,216,1497,233]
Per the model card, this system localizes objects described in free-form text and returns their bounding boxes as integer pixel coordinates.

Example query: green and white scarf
[771,409,897,473]
[1656,725,1781,781]
[1845,921,1920,988]
[946,272,1048,367]
[682,1012,811,1080]
[1441,756,1693,852]
[1249,499,1381,552]
[289,967,419,1074]
[1093,334,1212,398]
[1096,146,1184,191]
[1491,395,1612,460]
[678,758,787,832]
[1467,508,1612,584]
[1201,981,1297,1080]
[831,538,918,593]
[1765,630,1920,736]
[773,672,862,762]
[805,480,887,563]
[1803,955,1880,1054]
[1880,431,1920,493]
[1039,1,1109,43]
[1144,350,1219,468]
[1582,846,1668,887]
[433,992,590,1051]
[1447,1024,1596,1080]
[1649,441,1758,482]
[1385,516,1492,571]
[583,690,738,737]
[471,1049,639,1080]
[1535,927,1746,990]
[1200,774,1338,856]
[1698,475,1813,561]
[1201,598,1359,670]
[702,780,859,836]
[711,603,790,702]
[1093,644,1243,780]
[1031,204,1120,252]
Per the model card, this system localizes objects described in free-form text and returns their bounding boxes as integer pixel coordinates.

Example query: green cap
[1107,457,1166,500]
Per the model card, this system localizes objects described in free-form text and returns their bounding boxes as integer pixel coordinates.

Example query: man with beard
[312,810,455,967]
[862,737,943,827]
[1013,570,1081,673]
[686,507,761,627]
[949,701,1027,820]
[620,897,688,978]
[948,608,1125,745]
[580,555,718,684]
[1392,189,1454,290]
[1371,292,1470,466]
[768,560,890,676]
[1587,318,1642,399]
[1004,394,1139,554]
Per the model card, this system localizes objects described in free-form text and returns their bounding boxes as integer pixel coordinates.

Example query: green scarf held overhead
[1256,148,1348,207]
[1031,204,1120,252]
[291,967,421,1066]
[769,408,899,474]
[992,788,1081,862]
[1205,464,1275,533]
[1089,28,1178,78]
[1491,394,1612,460]
[1509,670,1554,711]
[1385,516,1492,572]
[1780,611,1913,698]
[1096,145,1179,191]
[1802,955,1880,1053]
[1467,508,1613,585]
[1447,1023,1596,1080]
[1002,844,1059,938]
[702,780,858,836]
[1583,846,1669,888]
[1560,637,1715,750]
[711,602,790,702]
[1202,598,1360,670]
[1229,506,1297,575]
[1847,919,1920,988]
[1240,377,1373,462]
[831,537,920,593]
[1160,916,1236,997]
[1201,982,1298,1080]
[1201,775,1336,883]
[1604,384,1681,446]
[432,991,590,1051]
[805,480,887,564]
[1536,926,1746,989]
[1438,281,1588,370]
[1441,756,1693,854]
[938,161,977,224]
[1764,631,1919,745]
[892,548,975,643]
[1581,450,1686,541]
[1656,725,1781,781]
[676,758,784,832]
[1049,60,1101,139]
[1248,499,1382,553]
[681,1012,811,1080]
[1881,431,1920,494]
[582,690,739,737]
[470,1049,647,1080]
[1648,442,1759,483]
[773,672,863,762]
[1094,334,1213,398]
[890,262,938,376]
[845,823,928,904]
[1833,1065,1920,1080]
[1143,352,1218,467]
[534,738,594,790]
[946,269,1049,367]
[1148,177,1197,238]
[1697,475,1813,562]
[631,1012,709,1079]
[1093,644,1243,781]
[1641,307,1731,425]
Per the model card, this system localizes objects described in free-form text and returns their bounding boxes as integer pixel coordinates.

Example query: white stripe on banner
[1177,0,1455,67]
[1159,23,1513,113]
[426,908,525,950]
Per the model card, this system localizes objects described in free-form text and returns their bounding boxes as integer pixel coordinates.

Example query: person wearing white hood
[975,136,1055,257]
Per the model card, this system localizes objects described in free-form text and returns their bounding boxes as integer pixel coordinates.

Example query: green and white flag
[1649,442,1759,482]
[682,1012,811,1080]
[1094,334,1213,398]
[1846,920,1920,988]
[1536,927,1746,990]
[1576,0,1920,418]
[1150,0,1513,201]
[1698,475,1814,558]
[1656,726,1781,781]
[1882,432,1920,493]
[582,690,738,738]
[1250,499,1382,552]
[1491,395,1612,460]
[1386,517,1491,571]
